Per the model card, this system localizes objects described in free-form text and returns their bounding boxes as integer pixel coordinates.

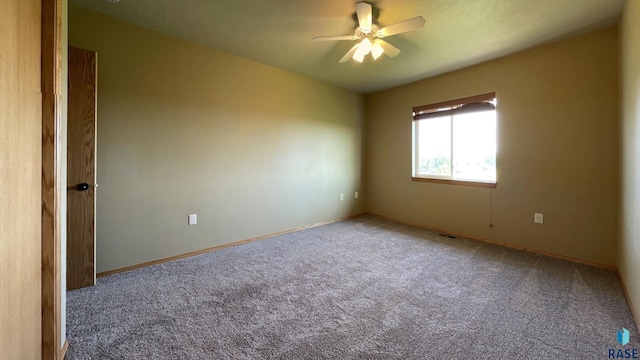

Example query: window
[412,93,497,188]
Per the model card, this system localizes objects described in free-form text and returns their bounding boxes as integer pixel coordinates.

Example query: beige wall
[0,0,42,358]
[69,7,365,273]
[366,27,620,266]
[620,0,640,323]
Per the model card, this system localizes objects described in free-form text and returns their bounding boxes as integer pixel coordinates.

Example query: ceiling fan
[314,2,425,63]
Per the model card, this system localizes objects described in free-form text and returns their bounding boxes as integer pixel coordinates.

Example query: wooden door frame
[42,0,65,359]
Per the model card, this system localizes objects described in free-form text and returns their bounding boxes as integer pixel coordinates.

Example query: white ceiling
[69,0,625,94]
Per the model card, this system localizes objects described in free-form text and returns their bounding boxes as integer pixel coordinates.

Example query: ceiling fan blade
[376,16,425,38]
[339,44,360,63]
[313,35,357,41]
[376,39,401,57]
[355,2,373,32]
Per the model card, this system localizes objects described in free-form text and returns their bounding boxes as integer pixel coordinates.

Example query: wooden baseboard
[367,212,617,271]
[60,340,68,360]
[616,270,640,330]
[97,213,365,278]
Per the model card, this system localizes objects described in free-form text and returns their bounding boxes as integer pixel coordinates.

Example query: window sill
[412,177,497,188]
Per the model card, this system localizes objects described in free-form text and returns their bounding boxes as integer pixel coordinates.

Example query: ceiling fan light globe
[371,41,384,60]
[360,38,372,55]
[353,50,366,63]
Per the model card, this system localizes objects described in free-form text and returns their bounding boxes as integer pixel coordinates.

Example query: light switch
[188,214,197,225]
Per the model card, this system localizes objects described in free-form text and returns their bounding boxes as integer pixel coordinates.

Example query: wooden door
[67,46,97,290]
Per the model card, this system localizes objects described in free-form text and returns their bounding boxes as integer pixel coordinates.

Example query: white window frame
[412,93,497,188]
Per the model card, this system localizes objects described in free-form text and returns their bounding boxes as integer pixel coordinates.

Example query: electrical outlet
[340,193,344,201]
[188,214,197,225]
[355,191,359,199]
[534,213,543,224]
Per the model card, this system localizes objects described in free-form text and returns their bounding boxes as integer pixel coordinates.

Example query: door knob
[76,183,90,191]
